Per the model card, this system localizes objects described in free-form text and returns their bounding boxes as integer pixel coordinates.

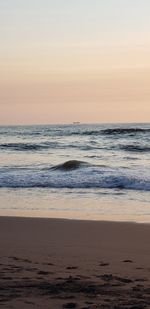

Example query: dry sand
[0,216,150,308]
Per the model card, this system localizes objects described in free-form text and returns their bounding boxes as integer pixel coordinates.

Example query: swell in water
[1,142,150,153]
[0,126,150,137]
[118,144,150,152]
[51,160,91,171]
[0,160,149,191]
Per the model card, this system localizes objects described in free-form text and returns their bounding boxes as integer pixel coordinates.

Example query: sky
[0,0,150,124]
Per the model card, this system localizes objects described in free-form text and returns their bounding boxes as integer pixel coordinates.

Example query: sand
[0,216,150,308]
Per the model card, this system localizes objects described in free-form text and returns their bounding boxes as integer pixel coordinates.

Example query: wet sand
[0,216,150,308]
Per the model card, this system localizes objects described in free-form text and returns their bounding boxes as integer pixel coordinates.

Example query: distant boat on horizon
[73,121,80,124]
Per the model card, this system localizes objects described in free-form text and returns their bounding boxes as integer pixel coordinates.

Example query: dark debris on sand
[0,257,150,308]
[0,274,150,308]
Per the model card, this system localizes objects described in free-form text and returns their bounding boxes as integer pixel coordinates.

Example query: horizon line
[0,121,150,127]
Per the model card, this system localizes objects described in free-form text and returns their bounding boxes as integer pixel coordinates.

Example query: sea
[0,123,150,222]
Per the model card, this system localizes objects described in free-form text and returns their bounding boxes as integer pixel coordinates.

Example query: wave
[0,142,95,152]
[0,126,150,140]
[119,144,150,153]
[0,140,150,154]
[51,160,90,171]
[101,127,150,135]
[0,142,56,151]
[69,127,150,137]
[0,163,149,191]
[72,130,100,136]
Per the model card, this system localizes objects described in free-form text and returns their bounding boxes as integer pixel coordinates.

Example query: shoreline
[1,212,150,224]
[1,213,150,223]
[1,216,150,308]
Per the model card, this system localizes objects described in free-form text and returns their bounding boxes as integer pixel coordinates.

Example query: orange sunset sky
[0,0,150,124]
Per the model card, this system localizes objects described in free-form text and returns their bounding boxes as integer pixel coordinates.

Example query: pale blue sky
[1,0,150,47]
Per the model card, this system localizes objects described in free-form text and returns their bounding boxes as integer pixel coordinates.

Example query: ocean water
[0,123,150,222]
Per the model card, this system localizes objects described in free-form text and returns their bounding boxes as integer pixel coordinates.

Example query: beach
[1,0,150,307]
[1,216,150,308]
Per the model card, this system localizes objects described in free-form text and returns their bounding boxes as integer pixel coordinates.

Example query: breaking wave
[0,162,149,191]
